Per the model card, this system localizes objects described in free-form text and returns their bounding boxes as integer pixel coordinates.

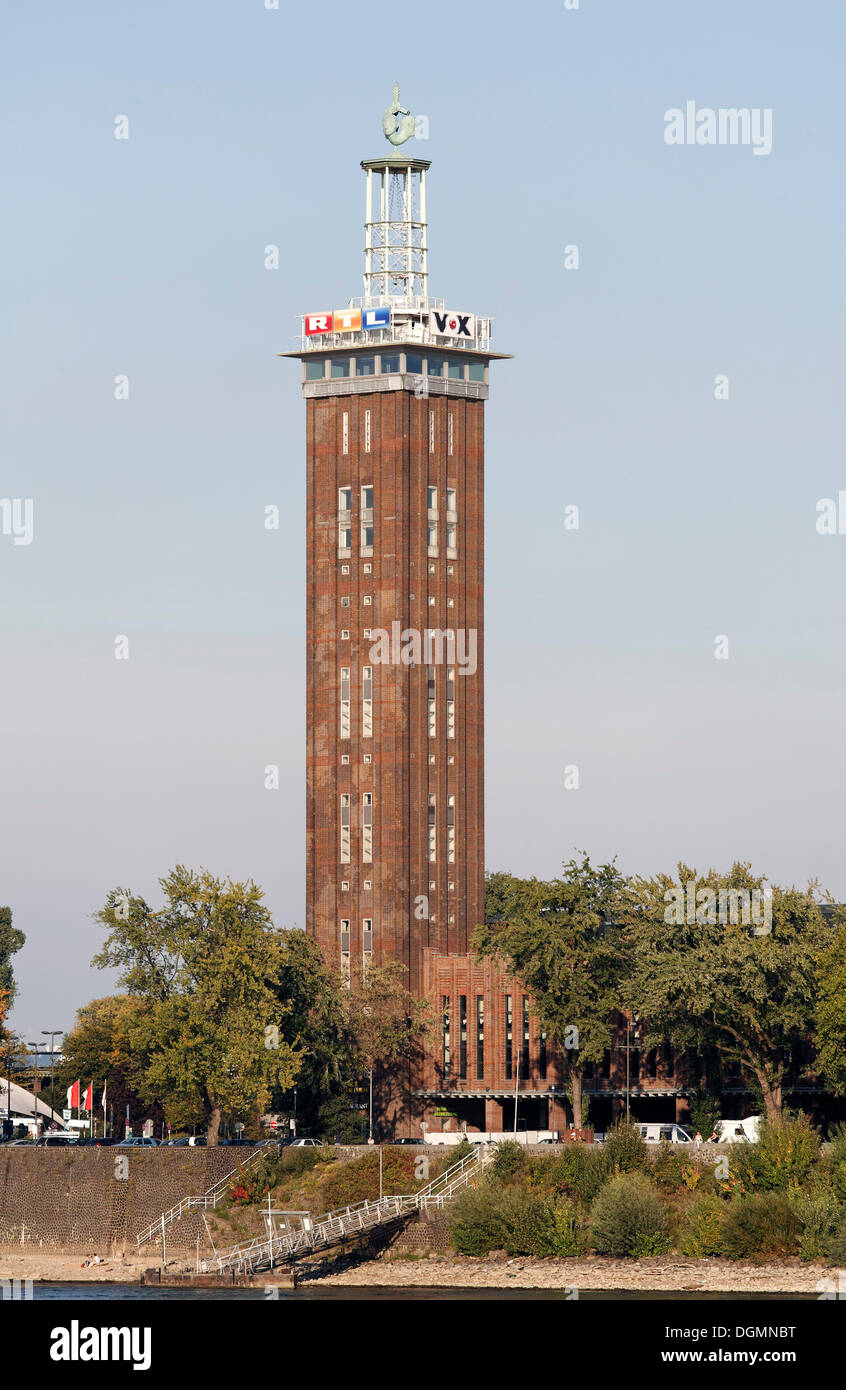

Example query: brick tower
[282,87,507,1008]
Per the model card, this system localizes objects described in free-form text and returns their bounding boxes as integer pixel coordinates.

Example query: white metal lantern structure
[361,154,429,308]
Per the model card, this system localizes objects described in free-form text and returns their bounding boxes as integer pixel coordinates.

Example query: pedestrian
[694,1131,702,1149]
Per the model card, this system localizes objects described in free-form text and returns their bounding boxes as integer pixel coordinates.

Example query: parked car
[394,1137,423,1145]
[287,1137,322,1147]
[636,1123,693,1145]
[116,1137,159,1147]
[36,1133,79,1147]
[187,1135,206,1147]
[218,1139,261,1147]
[79,1137,117,1147]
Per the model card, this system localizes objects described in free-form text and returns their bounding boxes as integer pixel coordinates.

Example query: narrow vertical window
[427,486,438,555]
[427,665,436,738]
[427,794,436,862]
[340,794,350,864]
[360,484,374,550]
[338,486,351,554]
[342,410,349,455]
[446,667,455,738]
[340,667,350,739]
[429,409,435,454]
[362,665,373,738]
[476,996,485,1079]
[364,409,371,454]
[362,917,372,970]
[448,413,454,456]
[447,794,455,864]
[459,995,467,1080]
[446,487,457,556]
[522,996,530,1079]
[362,792,373,863]
[539,1028,548,1081]
[442,996,451,1081]
[505,995,513,1080]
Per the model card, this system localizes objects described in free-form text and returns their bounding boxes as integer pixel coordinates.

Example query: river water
[25,1284,816,1301]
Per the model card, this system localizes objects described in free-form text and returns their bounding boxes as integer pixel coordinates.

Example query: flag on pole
[67,1080,80,1109]
[101,1081,107,1111]
[82,1082,93,1113]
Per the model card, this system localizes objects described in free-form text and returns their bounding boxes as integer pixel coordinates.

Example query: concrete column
[484,1097,501,1134]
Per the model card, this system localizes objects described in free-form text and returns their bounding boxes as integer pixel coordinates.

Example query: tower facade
[283,91,507,1014]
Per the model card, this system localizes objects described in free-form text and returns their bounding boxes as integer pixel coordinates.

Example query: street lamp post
[625,1014,640,1121]
[27,1044,41,1139]
[41,1031,63,1125]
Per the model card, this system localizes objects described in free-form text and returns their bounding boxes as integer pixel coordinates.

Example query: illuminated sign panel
[428,310,476,339]
[304,307,390,336]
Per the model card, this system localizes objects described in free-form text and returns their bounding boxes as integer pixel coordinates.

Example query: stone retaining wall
[0,1148,255,1254]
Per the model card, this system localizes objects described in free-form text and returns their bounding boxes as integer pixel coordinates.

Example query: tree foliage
[93,866,300,1142]
[622,863,828,1117]
[816,923,846,1095]
[476,855,627,1127]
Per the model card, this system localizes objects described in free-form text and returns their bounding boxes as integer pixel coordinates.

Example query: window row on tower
[339,791,456,865]
[337,482,459,558]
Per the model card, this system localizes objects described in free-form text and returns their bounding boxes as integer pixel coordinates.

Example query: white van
[713,1116,761,1144]
[636,1123,693,1145]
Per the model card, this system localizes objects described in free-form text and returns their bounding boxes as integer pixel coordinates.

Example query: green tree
[0,906,25,1041]
[343,960,432,1142]
[93,866,301,1144]
[623,863,828,1118]
[816,923,846,1095]
[272,929,352,1135]
[475,856,627,1130]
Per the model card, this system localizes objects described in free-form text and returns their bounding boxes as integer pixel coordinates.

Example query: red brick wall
[306,391,485,998]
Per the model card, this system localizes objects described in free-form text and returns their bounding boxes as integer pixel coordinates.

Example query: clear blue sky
[3,0,845,1042]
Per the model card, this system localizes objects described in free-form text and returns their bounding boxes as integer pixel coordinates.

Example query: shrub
[720,1194,801,1261]
[531,1145,611,1207]
[793,1188,843,1262]
[447,1186,510,1256]
[602,1119,647,1174]
[651,1142,711,1195]
[447,1184,587,1258]
[825,1123,846,1202]
[589,1173,671,1257]
[490,1141,527,1184]
[681,1195,725,1256]
[501,1188,586,1257]
[825,1210,846,1266]
[727,1115,820,1196]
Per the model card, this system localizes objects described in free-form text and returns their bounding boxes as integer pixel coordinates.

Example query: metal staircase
[210,1143,494,1276]
[135,1143,273,1250]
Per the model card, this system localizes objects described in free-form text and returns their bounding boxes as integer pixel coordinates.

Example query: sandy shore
[0,1248,833,1294]
[0,1251,160,1284]
[316,1255,833,1294]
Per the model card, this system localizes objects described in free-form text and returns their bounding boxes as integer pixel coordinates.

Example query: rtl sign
[305,307,390,336]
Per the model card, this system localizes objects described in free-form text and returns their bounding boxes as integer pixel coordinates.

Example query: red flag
[67,1080,80,1109]
[82,1083,93,1113]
